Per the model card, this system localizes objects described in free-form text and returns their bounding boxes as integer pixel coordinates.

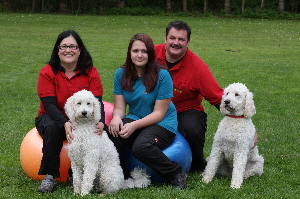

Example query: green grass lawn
[0,13,299,198]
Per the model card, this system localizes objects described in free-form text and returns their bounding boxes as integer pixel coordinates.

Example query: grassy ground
[0,13,299,198]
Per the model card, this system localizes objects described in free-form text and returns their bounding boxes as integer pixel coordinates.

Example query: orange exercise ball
[20,128,70,182]
[20,101,114,182]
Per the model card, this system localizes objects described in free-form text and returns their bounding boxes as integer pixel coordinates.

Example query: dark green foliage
[106,7,164,16]
[1,0,300,19]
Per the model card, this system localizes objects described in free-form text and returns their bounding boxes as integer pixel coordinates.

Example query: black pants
[108,118,182,179]
[177,109,207,171]
[35,114,70,178]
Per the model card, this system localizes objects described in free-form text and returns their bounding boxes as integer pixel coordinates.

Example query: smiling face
[130,40,148,70]
[165,27,190,62]
[58,35,81,68]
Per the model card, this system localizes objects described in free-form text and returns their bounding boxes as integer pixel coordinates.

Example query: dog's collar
[227,115,244,118]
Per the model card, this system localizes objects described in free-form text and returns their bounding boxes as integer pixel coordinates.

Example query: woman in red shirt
[35,30,105,193]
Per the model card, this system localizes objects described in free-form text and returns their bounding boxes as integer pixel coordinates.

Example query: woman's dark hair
[121,33,167,93]
[166,20,191,40]
[48,30,93,75]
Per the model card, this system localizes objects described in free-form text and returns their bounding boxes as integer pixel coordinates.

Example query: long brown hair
[121,33,167,93]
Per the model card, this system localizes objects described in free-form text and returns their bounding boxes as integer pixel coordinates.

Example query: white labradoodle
[65,90,150,196]
[202,83,264,189]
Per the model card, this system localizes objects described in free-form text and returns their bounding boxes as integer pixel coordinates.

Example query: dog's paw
[74,188,80,194]
[80,191,89,196]
[230,183,241,189]
[202,175,212,184]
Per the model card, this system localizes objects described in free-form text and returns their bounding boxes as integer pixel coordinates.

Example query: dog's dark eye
[87,103,90,105]
[235,93,239,96]
[77,102,81,105]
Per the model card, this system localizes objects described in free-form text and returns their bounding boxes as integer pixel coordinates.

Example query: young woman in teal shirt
[108,33,187,189]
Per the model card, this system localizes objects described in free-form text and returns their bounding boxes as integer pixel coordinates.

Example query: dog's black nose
[82,111,87,116]
[224,100,230,105]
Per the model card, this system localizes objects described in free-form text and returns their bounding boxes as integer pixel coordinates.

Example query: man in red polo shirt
[155,20,224,172]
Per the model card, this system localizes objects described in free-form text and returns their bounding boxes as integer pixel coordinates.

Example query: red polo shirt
[37,64,103,117]
[155,44,223,113]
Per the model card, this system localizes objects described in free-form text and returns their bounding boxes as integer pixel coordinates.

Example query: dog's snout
[224,100,230,105]
[82,111,87,116]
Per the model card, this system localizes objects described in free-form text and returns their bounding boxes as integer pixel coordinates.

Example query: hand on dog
[94,122,104,136]
[65,121,75,143]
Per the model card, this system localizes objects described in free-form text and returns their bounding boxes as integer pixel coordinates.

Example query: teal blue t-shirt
[113,67,178,134]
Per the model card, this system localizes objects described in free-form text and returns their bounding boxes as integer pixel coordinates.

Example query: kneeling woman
[108,33,186,189]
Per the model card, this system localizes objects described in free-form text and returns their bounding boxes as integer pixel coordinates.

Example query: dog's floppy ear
[220,94,227,115]
[219,92,227,115]
[65,95,76,122]
[92,96,101,123]
[244,91,256,118]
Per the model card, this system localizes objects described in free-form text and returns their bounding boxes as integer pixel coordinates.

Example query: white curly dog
[202,83,264,189]
[65,90,150,196]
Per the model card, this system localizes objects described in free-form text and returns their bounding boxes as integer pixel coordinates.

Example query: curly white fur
[202,83,264,189]
[65,90,150,196]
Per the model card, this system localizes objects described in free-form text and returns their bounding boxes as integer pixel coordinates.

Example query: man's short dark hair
[166,20,191,40]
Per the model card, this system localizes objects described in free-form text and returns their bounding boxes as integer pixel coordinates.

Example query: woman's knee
[36,114,61,137]
[131,138,153,159]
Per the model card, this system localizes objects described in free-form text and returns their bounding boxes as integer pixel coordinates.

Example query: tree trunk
[32,0,36,12]
[203,0,208,13]
[118,0,125,8]
[183,0,187,12]
[224,0,230,14]
[291,0,297,13]
[41,0,44,11]
[261,0,265,8]
[3,0,12,10]
[278,0,284,14]
[241,0,245,14]
[60,1,69,13]
[78,0,81,11]
[166,0,172,12]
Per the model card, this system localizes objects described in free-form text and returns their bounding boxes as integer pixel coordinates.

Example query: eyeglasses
[58,45,79,50]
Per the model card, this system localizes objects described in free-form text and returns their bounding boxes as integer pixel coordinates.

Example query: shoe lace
[41,175,55,186]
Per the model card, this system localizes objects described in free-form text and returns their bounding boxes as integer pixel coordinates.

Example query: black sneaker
[37,175,57,193]
[167,171,187,189]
